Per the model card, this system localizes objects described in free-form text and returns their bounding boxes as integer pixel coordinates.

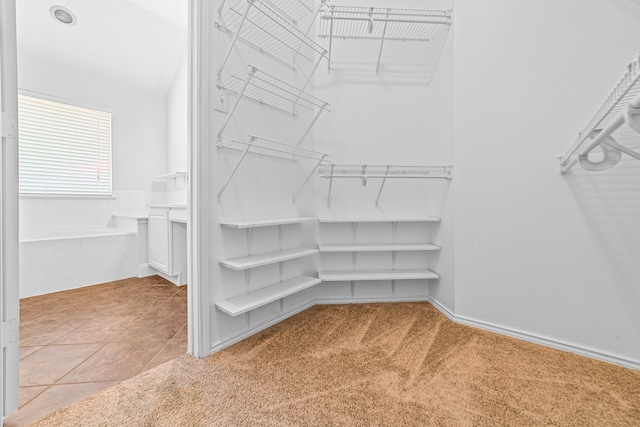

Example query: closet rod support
[217,138,254,202]
[293,155,327,202]
[327,164,335,206]
[293,55,326,115]
[375,11,390,74]
[561,92,640,173]
[375,165,391,206]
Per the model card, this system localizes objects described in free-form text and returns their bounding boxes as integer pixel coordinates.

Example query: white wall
[453,0,640,367]
[167,50,188,175]
[17,56,167,232]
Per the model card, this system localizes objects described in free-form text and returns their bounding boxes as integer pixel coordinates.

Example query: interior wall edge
[427,297,640,371]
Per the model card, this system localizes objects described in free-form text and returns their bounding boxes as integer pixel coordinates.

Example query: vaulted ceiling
[16,0,188,96]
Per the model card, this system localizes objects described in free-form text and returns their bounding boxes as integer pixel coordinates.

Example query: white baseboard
[427,297,640,371]
[205,291,639,371]
[316,296,428,305]
[210,301,315,354]
[137,263,156,278]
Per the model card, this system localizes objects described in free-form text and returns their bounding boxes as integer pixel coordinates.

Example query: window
[18,94,112,196]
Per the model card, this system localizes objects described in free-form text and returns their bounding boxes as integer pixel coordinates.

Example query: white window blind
[18,95,112,196]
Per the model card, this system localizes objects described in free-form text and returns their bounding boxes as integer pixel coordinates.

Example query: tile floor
[4,276,188,426]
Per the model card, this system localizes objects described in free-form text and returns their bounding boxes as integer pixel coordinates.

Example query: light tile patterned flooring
[4,276,188,426]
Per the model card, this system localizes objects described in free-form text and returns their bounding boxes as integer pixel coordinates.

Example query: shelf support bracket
[217,0,253,80]
[293,155,327,203]
[217,137,255,202]
[376,10,390,74]
[293,55,325,116]
[295,103,328,147]
[217,67,256,143]
[327,6,335,71]
[375,165,391,206]
[327,164,335,206]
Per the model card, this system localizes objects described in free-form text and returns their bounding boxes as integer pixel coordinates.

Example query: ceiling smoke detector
[49,5,76,26]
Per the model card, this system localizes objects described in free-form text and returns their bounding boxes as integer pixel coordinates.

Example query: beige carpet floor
[29,303,640,426]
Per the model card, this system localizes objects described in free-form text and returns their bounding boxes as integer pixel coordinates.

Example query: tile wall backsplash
[19,191,152,233]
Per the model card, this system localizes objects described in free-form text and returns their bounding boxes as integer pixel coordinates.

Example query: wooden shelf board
[220,217,316,229]
[216,275,321,316]
[318,217,440,223]
[319,243,440,252]
[220,247,319,271]
[319,269,439,281]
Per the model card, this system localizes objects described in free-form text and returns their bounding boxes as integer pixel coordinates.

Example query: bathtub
[19,228,139,298]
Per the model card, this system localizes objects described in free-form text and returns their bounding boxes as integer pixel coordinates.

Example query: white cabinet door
[0,0,19,416]
[148,209,170,273]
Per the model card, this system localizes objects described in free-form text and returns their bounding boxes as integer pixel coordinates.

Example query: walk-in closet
[208,0,454,351]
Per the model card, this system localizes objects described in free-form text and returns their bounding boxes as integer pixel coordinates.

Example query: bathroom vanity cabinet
[148,205,187,284]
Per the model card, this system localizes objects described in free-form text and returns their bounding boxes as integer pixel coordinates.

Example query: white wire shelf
[560,54,640,173]
[318,6,452,73]
[218,65,329,115]
[319,164,452,206]
[318,164,452,179]
[219,135,329,161]
[217,135,330,202]
[216,0,327,73]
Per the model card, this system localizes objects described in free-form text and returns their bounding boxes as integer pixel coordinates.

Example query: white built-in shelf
[319,243,440,252]
[220,247,318,271]
[318,217,440,223]
[320,269,439,281]
[221,217,317,229]
[215,275,321,316]
[157,172,188,180]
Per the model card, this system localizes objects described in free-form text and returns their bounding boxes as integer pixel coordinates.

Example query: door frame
[0,0,20,417]
[187,0,212,358]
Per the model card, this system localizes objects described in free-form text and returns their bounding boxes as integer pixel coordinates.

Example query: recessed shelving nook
[318,217,441,299]
[217,218,319,317]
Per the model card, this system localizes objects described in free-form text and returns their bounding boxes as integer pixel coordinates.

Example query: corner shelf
[320,269,439,281]
[216,275,321,316]
[220,247,318,271]
[221,217,317,229]
[319,243,440,252]
[318,6,452,73]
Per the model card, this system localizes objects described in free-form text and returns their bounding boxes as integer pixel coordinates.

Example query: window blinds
[18,95,112,196]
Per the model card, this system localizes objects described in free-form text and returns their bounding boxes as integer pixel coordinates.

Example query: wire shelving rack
[318,6,452,73]
[560,54,640,173]
[318,164,452,205]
